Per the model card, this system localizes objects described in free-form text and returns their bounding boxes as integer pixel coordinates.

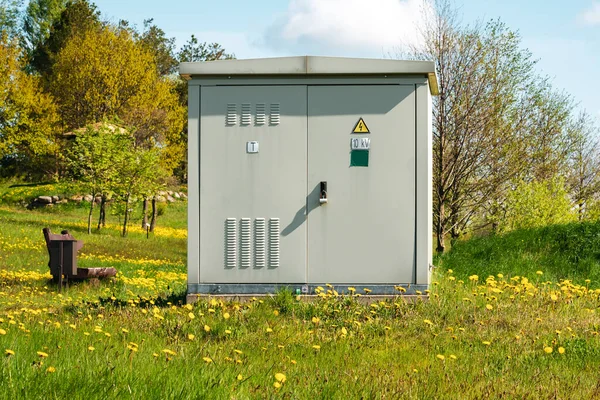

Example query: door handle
[319,181,328,205]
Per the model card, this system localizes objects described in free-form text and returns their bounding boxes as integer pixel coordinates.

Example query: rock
[57,199,68,204]
[37,196,53,204]
[166,195,175,203]
[167,190,174,196]
[52,195,60,202]
[83,195,93,202]
[70,195,83,202]
[173,192,181,199]
[181,193,187,199]
[158,191,167,196]
[95,196,102,204]
[156,195,167,203]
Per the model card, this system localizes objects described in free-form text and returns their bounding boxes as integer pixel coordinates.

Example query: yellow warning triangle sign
[353,118,370,133]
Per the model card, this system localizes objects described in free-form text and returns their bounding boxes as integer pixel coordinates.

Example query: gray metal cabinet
[182,56,437,295]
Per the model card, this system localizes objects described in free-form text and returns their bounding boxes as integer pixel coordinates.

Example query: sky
[91,0,600,118]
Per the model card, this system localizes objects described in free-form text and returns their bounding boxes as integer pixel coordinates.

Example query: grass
[1,188,600,398]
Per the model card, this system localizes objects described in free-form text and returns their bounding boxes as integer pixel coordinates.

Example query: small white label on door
[247,141,259,153]
[351,137,370,150]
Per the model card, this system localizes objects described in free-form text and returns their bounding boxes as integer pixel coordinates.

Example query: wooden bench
[42,228,117,283]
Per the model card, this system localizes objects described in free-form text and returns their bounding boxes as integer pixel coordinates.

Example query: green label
[350,150,369,167]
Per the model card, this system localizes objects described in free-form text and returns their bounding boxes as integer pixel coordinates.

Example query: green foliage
[21,0,68,62]
[138,18,177,76]
[499,177,576,232]
[177,34,235,63]
[438,220,600,283]
[0,0,23,38]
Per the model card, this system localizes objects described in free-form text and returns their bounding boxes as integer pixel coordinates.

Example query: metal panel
[200,86,307,283]
[307,85,416,284]
[187,85,200,285]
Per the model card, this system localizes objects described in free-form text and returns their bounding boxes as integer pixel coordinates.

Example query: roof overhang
[179,56,439,96]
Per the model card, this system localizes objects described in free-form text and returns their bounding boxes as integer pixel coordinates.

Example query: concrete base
[186,293,429,305]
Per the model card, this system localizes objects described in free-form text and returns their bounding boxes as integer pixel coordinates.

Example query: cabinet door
[200,86,307,283]
[307,85,416,284]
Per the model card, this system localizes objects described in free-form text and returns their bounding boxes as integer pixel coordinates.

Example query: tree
[0,0,23,38]
[21,0,68,62]
[29,0,100,76]
[49,24,185,173]
[565,111,600,220]
[138,18,177,76]
[0,32,60,179]
[65,123,129,234]
[177,35,235,63]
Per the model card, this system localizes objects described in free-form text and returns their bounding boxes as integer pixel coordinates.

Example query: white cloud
[262,0,432,58]
[579,2,600,25]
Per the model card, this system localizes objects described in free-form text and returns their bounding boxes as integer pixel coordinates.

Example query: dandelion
[469,275,479,282]
[273,310,279,316]
[188,334,195,341]
[423,319,433,326]
[544,346,553,354]
[234,349,243,354]
[551,294,558,301]
[558,347,565,354]
[482,341,491,346]
[46,366,56,373]
[436,354,445,361]
[341,327,348,335]
[162,349,176,356]
[5,349,15,356]
[88,346,95,351]
[536,271,543,275]
[203,357,213,363]
[0,329,6,335]
[266,328,273,333]
[273,382,282,389]
[225,330,232,335]
[312,345,321,350]
[363,288,372,294]
[237,374,243,381]
[311,317,320,324]
[204,325,211,332]
[275,373,286,382]
[188,313,195,320]
[485,304,493,310]
[37,351,48,358]
[449,355,457,360]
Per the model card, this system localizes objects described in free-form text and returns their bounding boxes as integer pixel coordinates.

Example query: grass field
[1,183,600,399]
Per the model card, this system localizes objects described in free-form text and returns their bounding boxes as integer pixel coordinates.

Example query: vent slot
[241,103,251,125]
[226,103,237,125]
[225,218,237,268]
[240,218,251,268]
[268,218,280,268]
[270,103,280,125]
[254,218,266,268]
[255,103,266,125]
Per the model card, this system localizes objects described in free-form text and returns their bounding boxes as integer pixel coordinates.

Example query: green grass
[437,221,600,284]
[1,192,600,399]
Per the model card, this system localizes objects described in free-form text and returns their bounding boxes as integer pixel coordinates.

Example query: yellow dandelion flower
[70,324,77,330]
[449,355,457,360]
[482,341,491,346]
[46,366,56,373]
[273,310,279,316]
[273,382,282,389]
[413,369,418,373]
[237,374,243,381]
[363,288,372,293]
[88,346,95,351]
[311,317,320,324]
[203,357,213,363]
[536,271,543,275]
[0,329,6,335]
[162,349,176,356]
[204,325,211,332]
[551,294,558,301]
[544,346,553,354]
[234,349,243,354]
[225,330,232,334]
[185,304,193,310]
[266,328,273,333]
[188,334,195,341]
[558,347,565,354]
[436,354,445,361]
[5,349,15,356]
[341,327,348,335]
[152,353,159,357]
[291,359,297,364]
[104,332,111,337]
[312,345,321,350]
[275,373,286,382]
[485,304,493,310]
[37,351,48,358]
[188,312,195,320]
[423,319,433,326]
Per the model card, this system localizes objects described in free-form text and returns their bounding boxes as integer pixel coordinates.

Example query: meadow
[1,183,600,399]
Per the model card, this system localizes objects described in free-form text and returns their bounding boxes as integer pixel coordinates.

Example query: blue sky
[92,0,600,118]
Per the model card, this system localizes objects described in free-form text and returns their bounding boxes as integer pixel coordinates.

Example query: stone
[83,195,93,202]
[37,196,53,204]
[57,199,69,204]
[167,191,174,196]
[166,195,175,203]
[70,195,83,202]
[156,195,167,203]
[173,192,181,199]
[95,196,102,204]
[158,191,167,196]
[52,195,60,202]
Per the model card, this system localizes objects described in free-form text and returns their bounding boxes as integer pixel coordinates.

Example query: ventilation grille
[269,103,280,125]
[241,103,251,125]
[240,218,251,268]
[254,218,266,268]
[269,218,280,268]
[225,218,237,268]
[226,104,237,125]
[255,103,266,125]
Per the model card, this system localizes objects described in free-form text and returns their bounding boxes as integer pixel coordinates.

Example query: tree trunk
[150,196,157,232]
[87,194,95,235]
[122,193,130,237]
[97,195,106,230]
[436,203,445,253]
[142,197,148,229]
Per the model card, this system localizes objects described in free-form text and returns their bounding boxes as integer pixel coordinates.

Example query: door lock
[319,181,328,205]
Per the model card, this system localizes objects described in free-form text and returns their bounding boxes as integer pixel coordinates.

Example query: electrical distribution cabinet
[180,56,438,296]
